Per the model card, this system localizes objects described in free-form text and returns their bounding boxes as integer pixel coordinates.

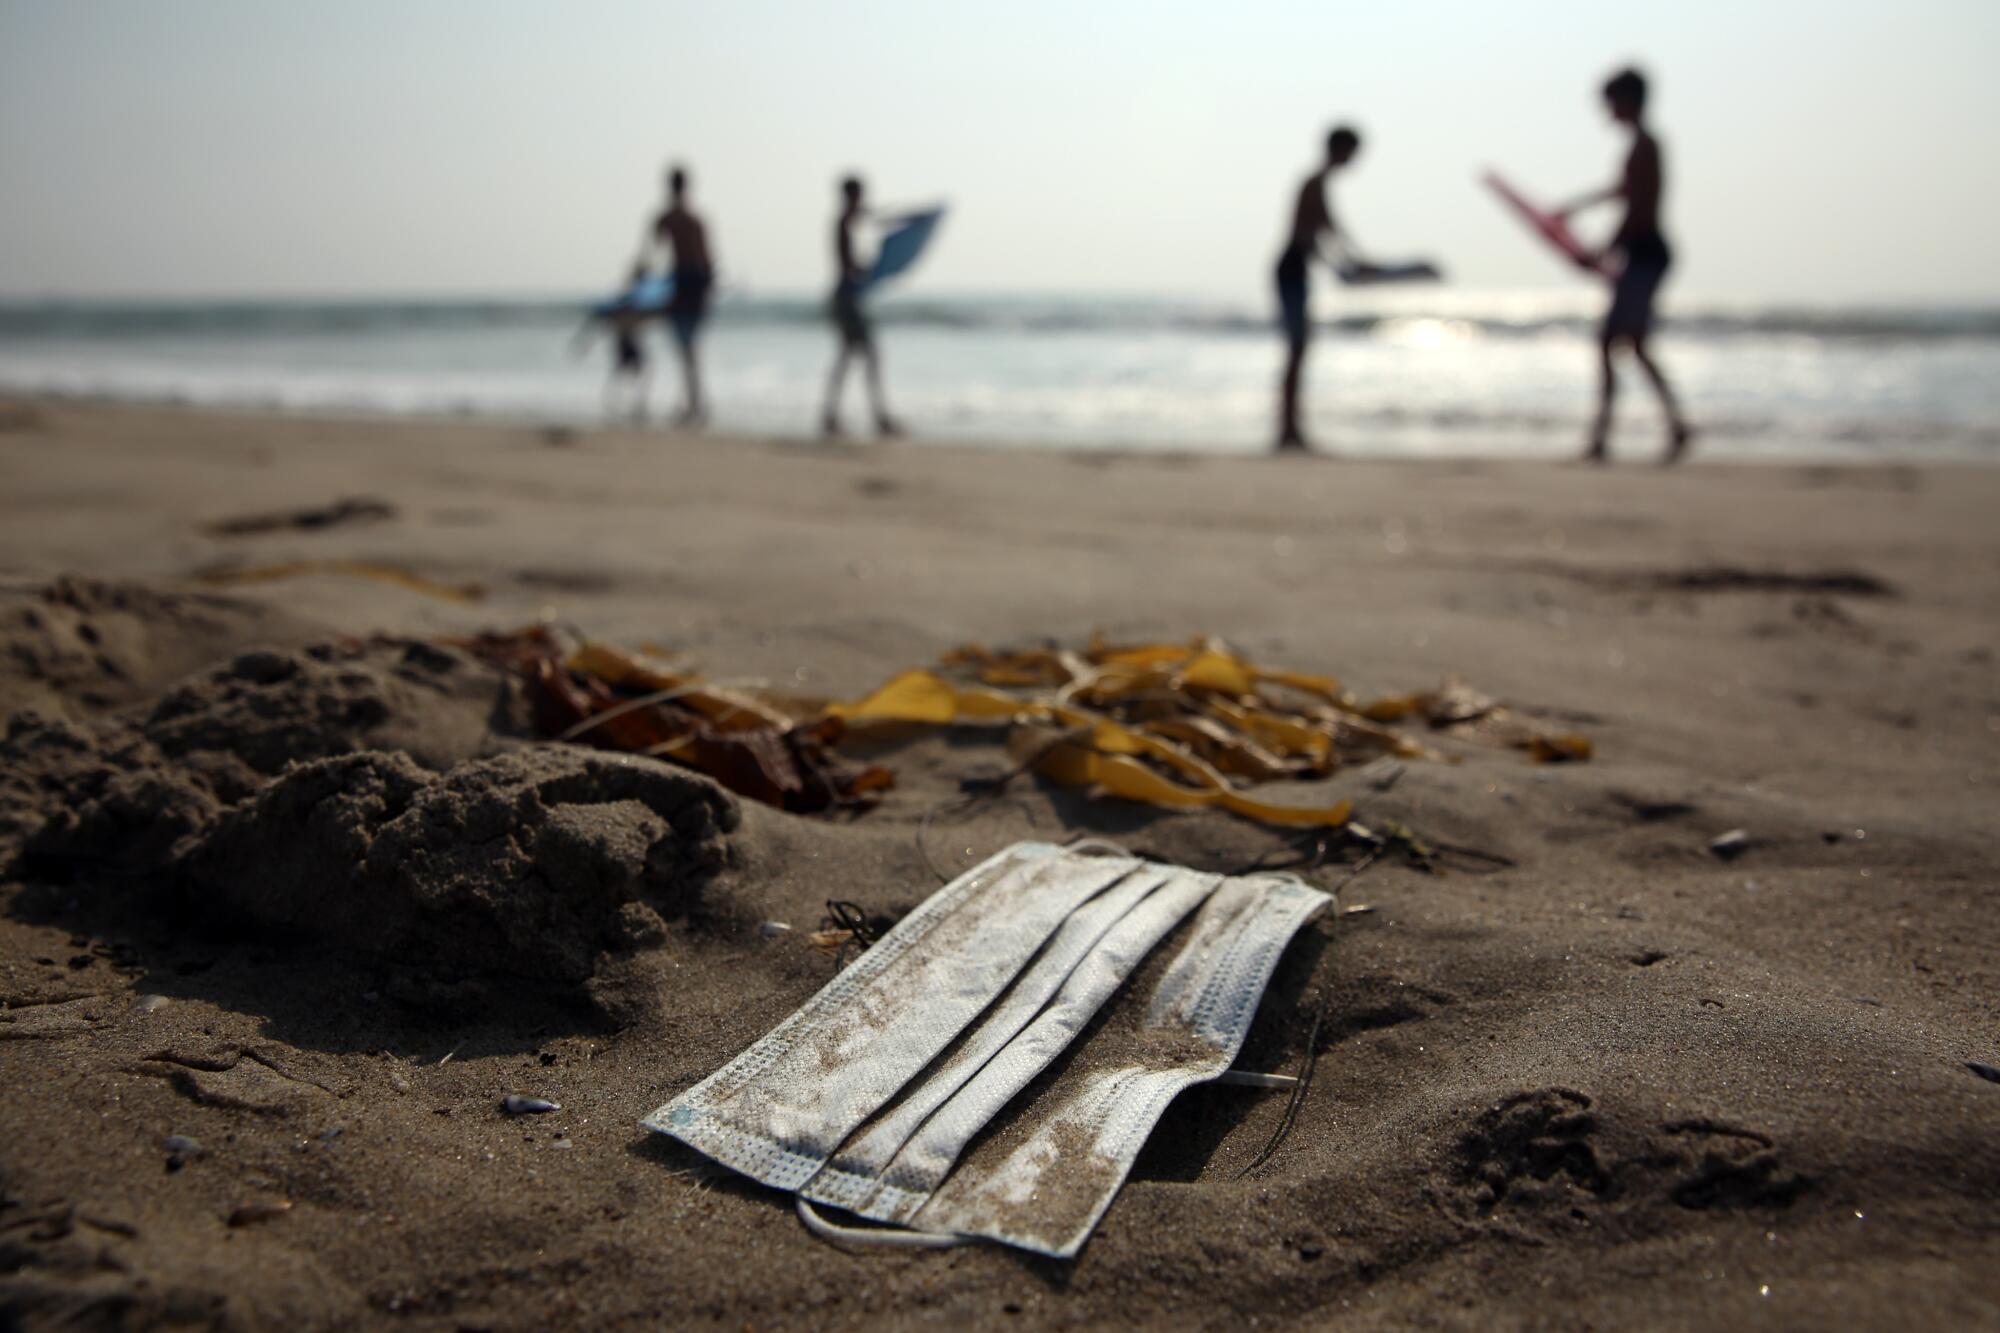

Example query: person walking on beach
[647,164,714,428]
[1556,68,1694,463]
[1274,125,1375,452]
[822,175,901,438]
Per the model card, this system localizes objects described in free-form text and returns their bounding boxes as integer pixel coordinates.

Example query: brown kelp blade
[455,626,892,813]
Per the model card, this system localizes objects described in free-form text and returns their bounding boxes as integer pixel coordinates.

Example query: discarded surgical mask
[906,871,1328,1256]
[642,841,1330,1259]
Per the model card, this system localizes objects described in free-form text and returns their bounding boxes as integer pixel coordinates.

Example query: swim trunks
[1274,246,1310,345]
[668,266,712,341]
[1604,233,1671,338]
[831,280,870,346]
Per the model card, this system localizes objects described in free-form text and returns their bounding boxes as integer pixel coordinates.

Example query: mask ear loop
[797,1197,969,1251]
[1061,835,1135,859]
[1230,854,1377,1179]
[1216,1070,1299,1089]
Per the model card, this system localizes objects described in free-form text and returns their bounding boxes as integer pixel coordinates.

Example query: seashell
[1709,829,1751,860]
[502,1094,560,1115]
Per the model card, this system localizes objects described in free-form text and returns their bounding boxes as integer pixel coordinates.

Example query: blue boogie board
[590,273,675,317]
[867,208,945,290]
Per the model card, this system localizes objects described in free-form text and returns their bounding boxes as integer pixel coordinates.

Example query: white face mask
[648,842,1152,1191]
[643,843,1328,1259]
[907,871,1329,1257]
[800,862,1224,1223]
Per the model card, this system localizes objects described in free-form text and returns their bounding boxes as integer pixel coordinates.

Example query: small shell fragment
[132,994,170,1013]
[227,1199,293,1227]
[808,928,858,956]
[163,1134,202,1158]
[759,921,792,939]
[1709,829,1751,860]
[502,1094,560,1115]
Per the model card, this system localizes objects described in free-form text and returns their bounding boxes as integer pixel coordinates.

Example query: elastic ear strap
[1216,1070,1298,1089]
[797,1197,967,1250]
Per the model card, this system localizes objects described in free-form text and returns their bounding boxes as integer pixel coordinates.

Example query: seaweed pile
[463,629,1590,829]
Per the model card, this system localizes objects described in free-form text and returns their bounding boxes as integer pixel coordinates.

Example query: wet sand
[1,399,1996,1328]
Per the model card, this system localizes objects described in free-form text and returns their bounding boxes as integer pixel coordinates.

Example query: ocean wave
[6,369,1994,459]
[4,296,1999,343]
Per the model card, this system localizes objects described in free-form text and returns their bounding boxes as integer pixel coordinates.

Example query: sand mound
[141,640,500,799]
[4,639,503,871]
[4,627,742,1013]
[0,576,315,721]
[188,746,738,985]
[3,711,223,879]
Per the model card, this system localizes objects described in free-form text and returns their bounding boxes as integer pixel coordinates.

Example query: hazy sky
[3,0,1996,304]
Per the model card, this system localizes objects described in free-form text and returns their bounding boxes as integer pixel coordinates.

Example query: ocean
[3,289,1997,459]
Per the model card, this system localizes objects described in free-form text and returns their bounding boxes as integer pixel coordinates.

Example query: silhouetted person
[822,176,900,438]
[1275,126,1374,452]
[1557,68,1694,463]
[647,164,713,428]
[575,263,653,423]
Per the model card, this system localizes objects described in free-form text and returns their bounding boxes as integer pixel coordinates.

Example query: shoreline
[4,391,1996,466]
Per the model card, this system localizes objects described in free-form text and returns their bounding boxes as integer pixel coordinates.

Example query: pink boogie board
[1483,172,1609,277]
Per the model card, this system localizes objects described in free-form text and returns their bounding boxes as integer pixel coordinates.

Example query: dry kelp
[826,636,1589,827]
[455,626,891,815]
[455,628,1588,829]
[1357,675,1593,762]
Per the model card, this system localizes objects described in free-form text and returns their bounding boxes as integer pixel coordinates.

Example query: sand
[0,398,1996,1329]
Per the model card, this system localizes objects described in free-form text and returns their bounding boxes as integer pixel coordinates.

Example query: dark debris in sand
[1451,1087,1810,1233]
[201,496,397,538]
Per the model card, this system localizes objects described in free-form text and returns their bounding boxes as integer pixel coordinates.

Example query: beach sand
[1,399,1995,1328]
